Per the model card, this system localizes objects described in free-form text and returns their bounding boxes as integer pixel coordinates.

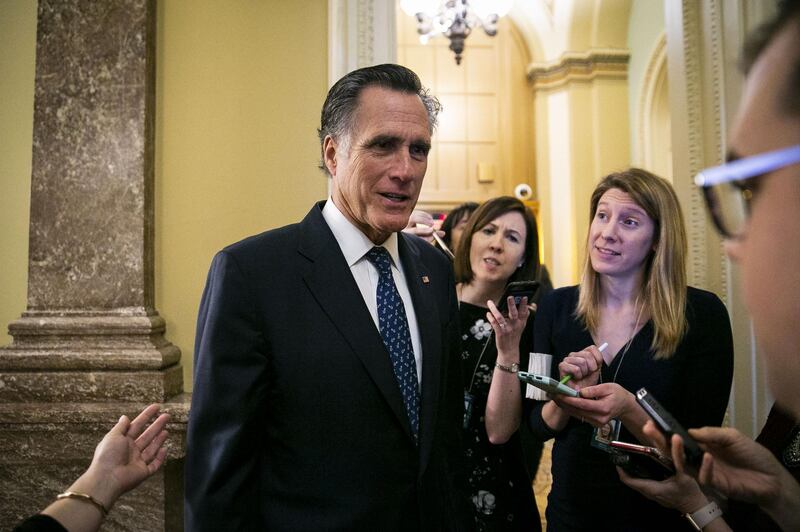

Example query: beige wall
[526,0,633,287]
[397,15,534,211]
[0,1,329,392]
[157,1,328,391]
[534,77,631,286]
[0,0,36,349]
[627,0,666,168]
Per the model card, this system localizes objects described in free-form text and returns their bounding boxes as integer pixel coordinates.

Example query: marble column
[0,1,187,530]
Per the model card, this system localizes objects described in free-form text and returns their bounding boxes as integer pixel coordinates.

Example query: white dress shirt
[322,198,423,384]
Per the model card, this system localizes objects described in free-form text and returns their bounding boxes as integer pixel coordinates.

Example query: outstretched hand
[39,404,170,532]
[80,404,170,507]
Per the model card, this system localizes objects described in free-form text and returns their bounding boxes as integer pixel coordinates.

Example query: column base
[1,310,183,402]
[0,396,189,531]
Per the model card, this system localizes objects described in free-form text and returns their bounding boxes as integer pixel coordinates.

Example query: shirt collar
[322,197,401,268]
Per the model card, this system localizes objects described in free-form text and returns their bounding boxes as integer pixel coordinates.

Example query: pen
[416,223,455,259]
[560,342,608,384]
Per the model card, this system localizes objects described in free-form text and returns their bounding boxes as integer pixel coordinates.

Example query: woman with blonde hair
[523,168,734,530]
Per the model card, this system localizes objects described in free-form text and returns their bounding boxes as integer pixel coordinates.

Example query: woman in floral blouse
[453,196,550,531]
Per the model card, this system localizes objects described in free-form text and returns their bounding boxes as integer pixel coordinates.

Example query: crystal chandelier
[400,0,513,65]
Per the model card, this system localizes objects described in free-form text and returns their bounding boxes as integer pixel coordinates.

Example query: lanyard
[600,296,644,384]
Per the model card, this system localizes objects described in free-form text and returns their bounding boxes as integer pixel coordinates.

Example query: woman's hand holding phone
[552,382,638,428]
[485,297,530,444]
[618,431,712,515]
[486,297,529,356]
[542,344,614,425]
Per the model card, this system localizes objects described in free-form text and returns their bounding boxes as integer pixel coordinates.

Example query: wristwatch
[495,361,519,373]
[684,500,723,530]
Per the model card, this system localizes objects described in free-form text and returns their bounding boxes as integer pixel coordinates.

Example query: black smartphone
[609,440,675,480]
[635,388,704,468]
[496,281,540,314]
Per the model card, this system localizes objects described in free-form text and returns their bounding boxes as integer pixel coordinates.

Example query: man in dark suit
[185,64,468,531]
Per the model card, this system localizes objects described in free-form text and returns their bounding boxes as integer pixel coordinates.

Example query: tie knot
[366,246,393,275]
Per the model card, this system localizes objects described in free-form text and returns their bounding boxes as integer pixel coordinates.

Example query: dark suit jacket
[185,202,468,531]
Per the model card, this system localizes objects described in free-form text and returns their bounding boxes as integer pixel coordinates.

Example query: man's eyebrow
[362,134,400,147]
[411,139,432,151]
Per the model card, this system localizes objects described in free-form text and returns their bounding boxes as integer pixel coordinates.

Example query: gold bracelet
[495,361,519,373]
[56,491,109,517]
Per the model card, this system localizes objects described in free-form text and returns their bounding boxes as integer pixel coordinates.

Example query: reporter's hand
[618,434,707,514]
[486,297,529,356]
[691,426,785,505]
[403,211,443,243]
[640,419,669,450]
[484,297,529,443]
[40,404,170,532]
[557,344,603,390]
[553,382,634,427]
[75,404,170,508]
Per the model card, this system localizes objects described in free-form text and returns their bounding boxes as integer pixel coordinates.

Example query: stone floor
[532,440,553,529]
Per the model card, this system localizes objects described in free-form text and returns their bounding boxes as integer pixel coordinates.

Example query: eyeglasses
[694,144,800,238]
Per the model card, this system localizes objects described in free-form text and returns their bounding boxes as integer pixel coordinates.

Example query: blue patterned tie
[366,246,420,442]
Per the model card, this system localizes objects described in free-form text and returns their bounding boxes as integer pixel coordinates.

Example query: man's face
[324,86,431,244]
[725,21,800,416]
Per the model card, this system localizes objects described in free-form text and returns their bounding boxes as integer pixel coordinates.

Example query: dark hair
[317,64,442,175]
[441,201,479,248]
[453,196,541,285]
[742,0,800,114]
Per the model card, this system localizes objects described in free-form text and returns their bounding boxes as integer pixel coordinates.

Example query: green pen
[559,342,608,384]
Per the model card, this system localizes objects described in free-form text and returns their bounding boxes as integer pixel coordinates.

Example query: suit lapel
[398,234,442,470]
[297,203,416,442]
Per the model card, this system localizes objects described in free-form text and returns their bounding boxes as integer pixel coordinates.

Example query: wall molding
[637,33,667,169]
[526,48,629,90]
[327,0,396,87]
[666,0,779,436]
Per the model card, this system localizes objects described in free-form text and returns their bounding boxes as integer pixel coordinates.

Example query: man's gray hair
[317,64,441,175]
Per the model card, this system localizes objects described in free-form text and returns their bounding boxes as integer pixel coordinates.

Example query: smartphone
[609,440,675,480]
[635,388,704,468]
[497,281,540,314]
[517,371,579,398]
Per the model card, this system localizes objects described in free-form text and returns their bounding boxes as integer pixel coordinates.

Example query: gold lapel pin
[421,276,430,284]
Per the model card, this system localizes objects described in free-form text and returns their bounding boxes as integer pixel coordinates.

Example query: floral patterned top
[459,301,541,532]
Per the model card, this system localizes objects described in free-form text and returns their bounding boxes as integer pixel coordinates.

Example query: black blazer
[185,202,469,531]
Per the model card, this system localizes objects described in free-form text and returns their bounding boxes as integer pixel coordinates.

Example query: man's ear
[323,135,338,176]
